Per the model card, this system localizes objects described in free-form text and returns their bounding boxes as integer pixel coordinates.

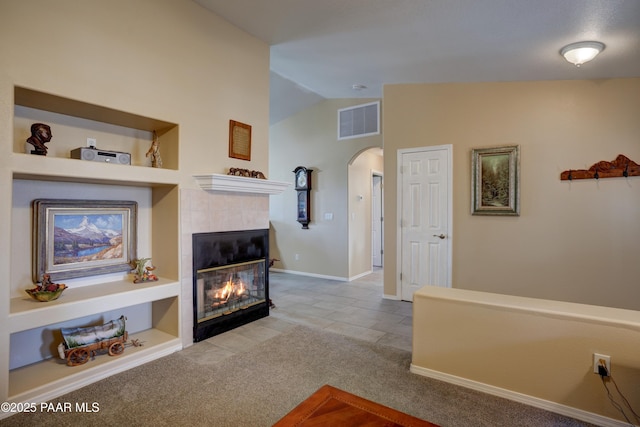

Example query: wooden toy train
[57,316,128,366]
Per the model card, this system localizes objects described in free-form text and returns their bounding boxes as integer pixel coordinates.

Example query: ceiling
[194,0,640,124]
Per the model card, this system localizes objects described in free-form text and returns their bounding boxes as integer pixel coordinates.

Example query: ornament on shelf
[26,122,52,156]
[25,274,67,302]
[146,130,163,168]
[228,167,266,179]
[58,315,128,366]
[131,258,158,283]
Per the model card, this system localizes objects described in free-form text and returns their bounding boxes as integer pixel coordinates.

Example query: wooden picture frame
[32,199,137,282]
[229,120,252,161]
[471,145,520,216]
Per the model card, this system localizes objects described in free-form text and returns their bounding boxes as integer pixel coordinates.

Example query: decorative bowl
[25,284,67,302]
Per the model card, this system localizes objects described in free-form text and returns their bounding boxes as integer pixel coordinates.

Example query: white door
[399,146,451,301]
[372,174,383,267]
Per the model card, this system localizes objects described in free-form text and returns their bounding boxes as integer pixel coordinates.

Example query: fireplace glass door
[196,259,266,324]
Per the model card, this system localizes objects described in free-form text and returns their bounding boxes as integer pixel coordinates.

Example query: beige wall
[383,79,640,310]
[0,0,270,184]
[269,99,382,279]
[412,286,640,424]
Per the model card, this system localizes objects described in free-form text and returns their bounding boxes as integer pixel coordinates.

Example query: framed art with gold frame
[228,120,251,161]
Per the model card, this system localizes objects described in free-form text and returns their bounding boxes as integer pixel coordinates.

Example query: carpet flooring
[3,326,594,427]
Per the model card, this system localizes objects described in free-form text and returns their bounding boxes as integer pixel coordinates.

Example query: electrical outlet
[86,137,96,148]
[593,353,611,376]
[294,254,300,261]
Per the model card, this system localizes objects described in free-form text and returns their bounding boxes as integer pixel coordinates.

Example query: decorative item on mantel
[25,274,67,302]
[560,154,640,180]
[228,167,266,179]
[131,258,158,283]
[146,130,163,168]
[26,122,53,156]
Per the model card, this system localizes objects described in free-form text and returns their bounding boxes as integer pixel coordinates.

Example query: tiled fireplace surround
[179,187,272,348]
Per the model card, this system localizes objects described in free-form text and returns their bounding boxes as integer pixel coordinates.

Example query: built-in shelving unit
[1,87,182,416]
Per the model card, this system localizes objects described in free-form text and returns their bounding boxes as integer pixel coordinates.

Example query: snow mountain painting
[53,214,124,265]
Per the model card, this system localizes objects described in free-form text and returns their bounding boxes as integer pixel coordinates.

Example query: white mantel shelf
[194,173,291,195]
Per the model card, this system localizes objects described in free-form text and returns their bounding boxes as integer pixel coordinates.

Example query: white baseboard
[270,268,380,283]
[269,268,347,282]
[349,270,372,281]
[409,364,629,427]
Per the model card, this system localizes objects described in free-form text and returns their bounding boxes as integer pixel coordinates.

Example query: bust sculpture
[26,123,52,155]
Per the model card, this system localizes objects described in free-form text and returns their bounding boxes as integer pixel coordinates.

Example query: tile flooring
[184,269,413,363]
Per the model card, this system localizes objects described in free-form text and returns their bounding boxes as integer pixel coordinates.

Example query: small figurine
[146,130,163,168]
[131,258,159,283]
[26,123,52,155]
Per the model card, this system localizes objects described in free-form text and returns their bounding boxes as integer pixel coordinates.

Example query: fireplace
[192,229,269,342]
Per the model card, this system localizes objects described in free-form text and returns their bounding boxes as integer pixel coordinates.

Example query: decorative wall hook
[560,154,640,181]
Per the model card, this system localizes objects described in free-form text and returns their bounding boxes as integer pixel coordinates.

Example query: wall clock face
[296,171,307,188]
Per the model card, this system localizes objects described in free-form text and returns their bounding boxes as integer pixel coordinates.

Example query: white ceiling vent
[338,101,380,140]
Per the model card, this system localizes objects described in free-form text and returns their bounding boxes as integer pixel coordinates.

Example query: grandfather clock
[293,166,312,229]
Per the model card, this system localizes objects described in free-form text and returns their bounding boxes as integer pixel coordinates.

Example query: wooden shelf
[560,154,640,181]
[8,328,181,401]
[10,278,180,333]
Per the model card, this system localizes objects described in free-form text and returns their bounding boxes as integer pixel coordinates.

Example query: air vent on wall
[338,101,380,140]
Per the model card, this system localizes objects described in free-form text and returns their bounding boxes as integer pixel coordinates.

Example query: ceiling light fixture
[560,41,605,67]
[352,84,367,91]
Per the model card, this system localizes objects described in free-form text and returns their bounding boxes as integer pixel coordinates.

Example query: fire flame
[215,278,246,301]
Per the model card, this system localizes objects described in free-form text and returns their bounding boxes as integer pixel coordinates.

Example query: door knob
[433,234,446,239]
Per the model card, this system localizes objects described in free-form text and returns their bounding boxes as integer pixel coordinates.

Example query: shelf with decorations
[14,86,179,170]
[10,278,180,333]
[1,86,182,417]
[9,325,180,403]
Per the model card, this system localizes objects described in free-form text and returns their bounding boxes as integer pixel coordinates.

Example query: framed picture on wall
[228,120,252,161]
[471,145,520,216]
[32,199,138,282]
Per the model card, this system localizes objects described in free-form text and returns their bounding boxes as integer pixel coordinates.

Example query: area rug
[273,384,439,426]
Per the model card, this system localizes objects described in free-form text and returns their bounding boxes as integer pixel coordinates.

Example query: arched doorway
[347,147,383,279]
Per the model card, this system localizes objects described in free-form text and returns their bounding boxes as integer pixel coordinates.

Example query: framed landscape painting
[33,199,137,282]
[471,145,520,216]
